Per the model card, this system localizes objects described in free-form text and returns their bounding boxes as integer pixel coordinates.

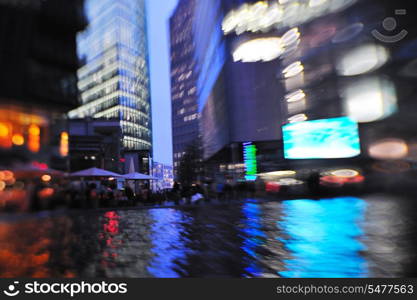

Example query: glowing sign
[0,122,12,148]
[283,117,361,159]
[243,142,258,181]
[60,132,69,157]
[233,37,284,63]
[222,0,357,35]
[28,124,40,153]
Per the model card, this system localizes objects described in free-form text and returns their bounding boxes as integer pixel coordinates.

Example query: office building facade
[192,0,284,179]
[219,0,417,191]
[68,118,123,172]
[152,162,174,191]
[169,0,200,176]
[69,0,152,170]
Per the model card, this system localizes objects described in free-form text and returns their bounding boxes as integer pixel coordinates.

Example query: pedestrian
[216,181,225,202]
[87,183,99,209]
[124,185,134,205]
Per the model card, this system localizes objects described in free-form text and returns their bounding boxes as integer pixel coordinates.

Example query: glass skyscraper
[69,0,152,152]
[170,0,200,175]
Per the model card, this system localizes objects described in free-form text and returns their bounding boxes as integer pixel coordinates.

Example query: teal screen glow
[283,117,361,159]
[243,142,258,181]
[278,197,368,278]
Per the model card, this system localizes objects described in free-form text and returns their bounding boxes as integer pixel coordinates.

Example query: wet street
[0,195,416,278]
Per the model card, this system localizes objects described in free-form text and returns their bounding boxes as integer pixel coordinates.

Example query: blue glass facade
[69,0,152,152]
[170,0,200,173]
[194,0,283,161]
[193,0,227,113]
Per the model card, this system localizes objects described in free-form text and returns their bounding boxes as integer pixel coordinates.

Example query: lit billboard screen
[283,117,361,159]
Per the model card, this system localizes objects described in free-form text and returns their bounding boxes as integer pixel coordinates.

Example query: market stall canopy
[69,167,122,178]
[122,172,159,180]
[13,164,64,178]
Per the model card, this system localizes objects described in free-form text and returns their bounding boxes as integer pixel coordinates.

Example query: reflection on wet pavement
[0,195,416,278]
[278,197,368,278]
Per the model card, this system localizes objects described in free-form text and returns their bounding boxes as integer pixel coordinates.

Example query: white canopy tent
[69,167,122,178]
[122,172,159,180]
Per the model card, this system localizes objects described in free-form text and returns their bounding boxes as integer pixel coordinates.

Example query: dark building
[68,118,123,172]
[192,0,285,180]
[213,0,417,191]
[0,0,86,168]
[182,0,417,186]
[169,0,200,177]
[270,0,417,190]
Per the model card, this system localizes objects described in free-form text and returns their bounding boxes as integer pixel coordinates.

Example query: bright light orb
[41,174,52,182]
[288,114,308,123]
[278,178,304,186]
[282,27,301,49]
[330,169,359,178]
[233,37,284,63]
[309,0,328,8]
[342,77,397,123]
[12,134,25,146]
[283,61,304,78]
[261,170,297,177]
[369,139,409,160]
[222,0,356,35]
[286,90,306,103]
[337,44,389,76]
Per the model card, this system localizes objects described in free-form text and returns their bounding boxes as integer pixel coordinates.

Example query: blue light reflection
[241,200,266,277]
[278,197,369,278]
[147,209,189,278]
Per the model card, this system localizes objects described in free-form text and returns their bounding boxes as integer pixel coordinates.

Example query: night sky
[147,0,178,166]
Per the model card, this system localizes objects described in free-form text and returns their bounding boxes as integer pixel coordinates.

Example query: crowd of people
[1,174,265,213]
[28,178,162,211]
[168,180,258,205]
[25,177,261,211]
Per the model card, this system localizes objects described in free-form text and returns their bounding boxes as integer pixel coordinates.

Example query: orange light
[12,134,25,146]
[28,125,40,135]
[28,124,40,153]
[3,171,14,181]
[38,187,54,198]
[0,123,9,137]
[0,122,12,149]
[59,132,69,157]
[41,175,51,182]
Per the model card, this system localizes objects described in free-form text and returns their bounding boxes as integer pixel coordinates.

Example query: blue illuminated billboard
[283,117,361,159]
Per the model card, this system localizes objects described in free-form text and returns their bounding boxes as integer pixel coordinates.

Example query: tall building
[151,162,174,191]
[169,0,200,176]
[192,0,284,180]
[217,0,417,191]
[69,0,152,172]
